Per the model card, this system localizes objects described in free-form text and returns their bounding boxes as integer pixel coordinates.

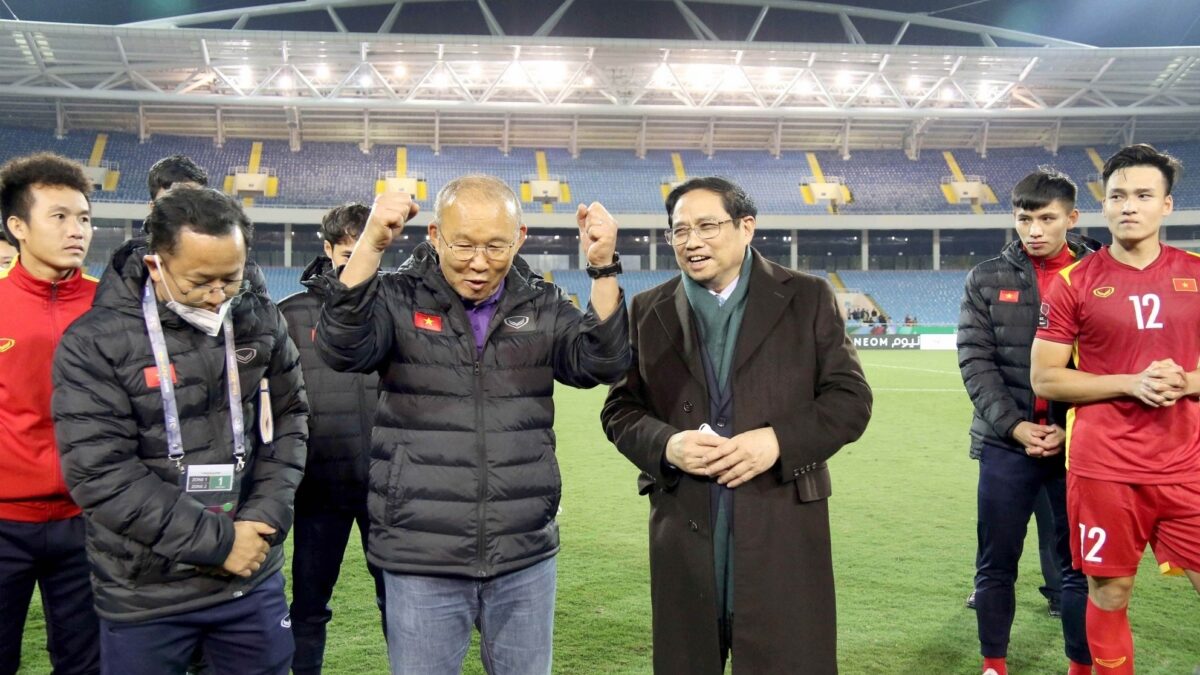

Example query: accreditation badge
[181,463,241,518]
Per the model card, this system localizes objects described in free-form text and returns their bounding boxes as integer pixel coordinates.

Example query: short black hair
[1011,166,1077,212]
[0,152,92,246]
[1102,143,1182,196]
[148,154,208,200]
[664,176,758,227]
[320,203,369,246]
[146,187,253,255]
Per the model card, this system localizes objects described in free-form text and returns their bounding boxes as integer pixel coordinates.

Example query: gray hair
[433,174,523,230]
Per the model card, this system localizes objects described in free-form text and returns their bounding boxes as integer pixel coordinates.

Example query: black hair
[148,154,208,200]
[1102,143,1182,196]
[664,176,758,227]
[320,203,369,246]
[0,152,92,246]
[1011,166,1077,212]
[145,187,253,255]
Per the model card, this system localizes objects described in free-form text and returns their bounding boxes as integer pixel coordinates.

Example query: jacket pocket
[384,445,408,526]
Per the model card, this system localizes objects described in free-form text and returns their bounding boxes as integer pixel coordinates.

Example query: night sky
[4,0,1200,48]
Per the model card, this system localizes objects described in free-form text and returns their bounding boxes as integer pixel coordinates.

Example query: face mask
[154,255,234,337]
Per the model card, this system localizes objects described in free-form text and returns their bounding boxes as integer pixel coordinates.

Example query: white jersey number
[1128,294,1164,330]
[1079,524,1106,563]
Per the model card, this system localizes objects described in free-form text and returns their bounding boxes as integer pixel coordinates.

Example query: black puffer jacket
[279,256,378,514]
[957,234,1098,458]
[317,242,629,578]
[51,239,308,622]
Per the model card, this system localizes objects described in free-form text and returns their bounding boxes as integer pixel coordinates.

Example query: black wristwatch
[585,252,623,279]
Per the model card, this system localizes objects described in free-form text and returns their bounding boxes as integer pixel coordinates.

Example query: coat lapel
[732,250,795,373]
[652,279,708,389]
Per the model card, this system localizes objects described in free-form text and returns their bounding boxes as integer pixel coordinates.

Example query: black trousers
[974,442,1090,664]
[0,515,99,675]
[288,506,386,675]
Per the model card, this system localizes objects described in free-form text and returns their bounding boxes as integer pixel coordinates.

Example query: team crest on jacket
[1092,286,1115,298]
[235,348,257,364]
[1038,302,1051,329]
[0,338,14,353]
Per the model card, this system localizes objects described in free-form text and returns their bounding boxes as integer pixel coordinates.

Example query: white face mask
[154,255,234,337]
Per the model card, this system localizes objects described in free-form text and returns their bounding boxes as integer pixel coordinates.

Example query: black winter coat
[957,234,1098,457]
[51,240,309,622]
[317,242,630,578]
[279,256,378,514]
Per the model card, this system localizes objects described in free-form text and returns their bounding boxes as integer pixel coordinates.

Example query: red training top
[0,257,98,522]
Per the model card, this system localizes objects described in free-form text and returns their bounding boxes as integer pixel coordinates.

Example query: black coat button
[716,418,726,428]
[688,520,699,532]
[683,401,694,413]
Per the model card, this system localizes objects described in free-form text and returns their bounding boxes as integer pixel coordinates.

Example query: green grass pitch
[20,351,1199,673]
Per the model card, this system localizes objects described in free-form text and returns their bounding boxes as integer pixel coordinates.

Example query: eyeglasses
[665,219,734,246]
[438,231,516,262]
[160,263,247,304]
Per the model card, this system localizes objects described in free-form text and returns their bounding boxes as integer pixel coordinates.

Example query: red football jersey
[1036,245,1200,484]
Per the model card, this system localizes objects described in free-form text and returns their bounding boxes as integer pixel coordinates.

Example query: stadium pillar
[124,221,133,242]
[284,223,293,267]
[649,229,657,271]
[579,238,586,269]
[790,229,798,269]
[932,228,941,271]
[861,229,869,271]
[1004,228,1013,245]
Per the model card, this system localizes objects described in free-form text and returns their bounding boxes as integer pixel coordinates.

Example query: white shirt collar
[709,275,740,307]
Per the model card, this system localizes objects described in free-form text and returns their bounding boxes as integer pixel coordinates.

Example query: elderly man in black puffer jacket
[279,203,385,675]
[51,187,308,675]
[317,175,629,675]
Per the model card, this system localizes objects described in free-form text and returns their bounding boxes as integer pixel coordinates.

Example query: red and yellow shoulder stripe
[1057,259,1086,286]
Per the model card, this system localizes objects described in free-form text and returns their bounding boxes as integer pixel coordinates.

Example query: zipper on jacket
[474,358,487,577]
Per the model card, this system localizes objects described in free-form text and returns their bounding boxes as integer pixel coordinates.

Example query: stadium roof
[0,1,1198,156]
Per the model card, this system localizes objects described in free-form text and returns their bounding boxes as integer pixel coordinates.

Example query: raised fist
[576,201,618,267]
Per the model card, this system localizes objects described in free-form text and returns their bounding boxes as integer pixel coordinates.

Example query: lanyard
[142,279,246,472]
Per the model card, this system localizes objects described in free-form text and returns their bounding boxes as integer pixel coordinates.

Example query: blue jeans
[99,572,293,675]
[383,556,556,675]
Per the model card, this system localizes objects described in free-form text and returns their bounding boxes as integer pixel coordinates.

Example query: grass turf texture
[20,351,1200,673]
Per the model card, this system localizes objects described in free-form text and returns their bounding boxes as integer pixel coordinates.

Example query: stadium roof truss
[1,0,1198,157]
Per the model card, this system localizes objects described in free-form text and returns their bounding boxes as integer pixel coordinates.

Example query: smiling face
[670,188,754,293]
[1103,164,1173,248]
[6,183,92,281]
[430,193,526,302]
[1014,198,1077,258]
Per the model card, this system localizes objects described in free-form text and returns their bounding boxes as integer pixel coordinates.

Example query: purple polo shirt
[463,279,505,356]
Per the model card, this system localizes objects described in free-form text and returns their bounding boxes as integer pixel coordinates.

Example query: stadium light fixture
[836,70,852,89]
[278,73,293,90]
[468,62,483,77]
[359,73,373,88]
[431,70,450,88]
[316,63,330,80]
[867,82,883,98]
[393,63,407,78]
[907,74,921,93]
[941,87,955,101]
[581,75,595,87]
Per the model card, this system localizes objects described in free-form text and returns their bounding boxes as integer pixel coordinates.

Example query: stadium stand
[4,125,1198,215]
[838,270,968,325]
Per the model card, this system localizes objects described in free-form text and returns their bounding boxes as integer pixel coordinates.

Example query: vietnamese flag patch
[143,364,178,389]
[1172,278,1197,292]
[414,311,443,332]
[998,289,1020,303]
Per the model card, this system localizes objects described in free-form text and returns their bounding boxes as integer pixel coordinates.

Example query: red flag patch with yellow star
[414,311,444,332]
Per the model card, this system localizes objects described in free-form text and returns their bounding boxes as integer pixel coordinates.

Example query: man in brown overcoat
[601,176,872,674]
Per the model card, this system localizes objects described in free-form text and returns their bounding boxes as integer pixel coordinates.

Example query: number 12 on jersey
[1129,293,1163,330]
